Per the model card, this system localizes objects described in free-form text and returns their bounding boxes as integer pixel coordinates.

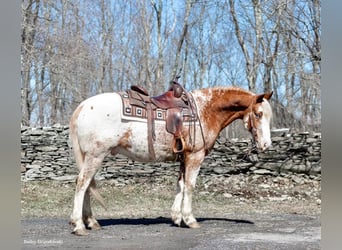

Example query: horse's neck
[193,87,253,138]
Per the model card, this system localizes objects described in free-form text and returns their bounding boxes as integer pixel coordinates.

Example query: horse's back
[70,92,124,152]
[76,92,122,117]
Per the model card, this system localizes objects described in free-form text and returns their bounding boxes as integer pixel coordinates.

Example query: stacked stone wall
[21,125,321,181]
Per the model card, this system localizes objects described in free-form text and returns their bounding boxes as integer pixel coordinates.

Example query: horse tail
[69,104,107,209]
[69,104,84,171]
[89,179,107,209]
[73,178,107,209]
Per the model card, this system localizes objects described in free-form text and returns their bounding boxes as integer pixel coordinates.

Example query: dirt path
[21,213,320,249]
[21,174,321,249]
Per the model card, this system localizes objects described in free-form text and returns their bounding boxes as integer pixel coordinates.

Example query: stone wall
[21,125,321,182]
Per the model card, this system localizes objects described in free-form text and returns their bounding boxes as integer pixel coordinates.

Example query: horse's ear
[256,91,273,103]
[264,91,273,100]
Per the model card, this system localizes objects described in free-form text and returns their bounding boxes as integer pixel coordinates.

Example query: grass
[21,181,75,218]
[21,178,181,219]
[21,175,321,220]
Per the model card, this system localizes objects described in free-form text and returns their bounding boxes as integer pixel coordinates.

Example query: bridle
[242,93,273,157]
[248,112,258,139]
[239,110,259,162]
[244,103,258,149]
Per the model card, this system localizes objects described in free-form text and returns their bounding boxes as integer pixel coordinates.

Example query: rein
[240,107,259,162]
[249,112,257,141]
[188,92,207,154]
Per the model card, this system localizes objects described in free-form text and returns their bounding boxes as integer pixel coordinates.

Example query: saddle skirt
[119,91,196,123]
[118,83,198,159]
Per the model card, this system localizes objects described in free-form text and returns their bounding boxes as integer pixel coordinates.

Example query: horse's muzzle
[259,141,272,151]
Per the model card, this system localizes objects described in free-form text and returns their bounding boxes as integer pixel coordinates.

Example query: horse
[69,85,273,236]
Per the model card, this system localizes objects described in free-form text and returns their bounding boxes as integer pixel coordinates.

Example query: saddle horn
[170,81,184,98]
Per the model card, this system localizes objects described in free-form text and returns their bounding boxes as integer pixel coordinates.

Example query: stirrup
[172,137,185,153]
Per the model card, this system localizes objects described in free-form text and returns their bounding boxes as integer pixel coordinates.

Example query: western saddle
[119,81,198,160]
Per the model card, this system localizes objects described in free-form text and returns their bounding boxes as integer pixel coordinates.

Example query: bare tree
[21,0,41,125]
[21,0,321,132]
[170,0,193,85]
[228,0,260,92]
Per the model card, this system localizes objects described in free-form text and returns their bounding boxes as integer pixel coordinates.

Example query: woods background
[21,0,321,137]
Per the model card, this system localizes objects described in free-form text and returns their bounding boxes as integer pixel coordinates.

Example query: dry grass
[21,178,179,219]
[21,175,321,220]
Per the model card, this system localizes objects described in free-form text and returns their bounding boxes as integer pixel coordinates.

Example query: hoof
[73,228,89,236]
[171,214,182,227]
[172,221,182,227]
[188,222,201,229]
[173,219,182,227]
[89,221,102,230]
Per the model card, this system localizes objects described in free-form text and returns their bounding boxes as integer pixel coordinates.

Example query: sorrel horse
[69,85,273,235]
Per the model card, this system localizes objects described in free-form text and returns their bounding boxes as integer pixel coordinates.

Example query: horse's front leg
[182,162,201,228]
[171,151,204,228]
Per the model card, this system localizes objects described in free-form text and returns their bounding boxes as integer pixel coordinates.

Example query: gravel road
[22,213,320,249]
[21,173,321,249]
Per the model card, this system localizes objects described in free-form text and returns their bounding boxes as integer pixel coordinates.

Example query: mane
[210,86,255,96]
[192,86,255,100]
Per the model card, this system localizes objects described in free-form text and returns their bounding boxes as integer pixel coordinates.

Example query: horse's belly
[114,121,176,162]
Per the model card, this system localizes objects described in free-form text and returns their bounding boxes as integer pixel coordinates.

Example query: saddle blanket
[119,91,197,124]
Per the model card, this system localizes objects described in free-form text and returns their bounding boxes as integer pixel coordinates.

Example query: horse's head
[243,91,273,151]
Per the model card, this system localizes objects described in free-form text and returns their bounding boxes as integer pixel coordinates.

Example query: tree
[20,0,321,133]
[21,0,40,126]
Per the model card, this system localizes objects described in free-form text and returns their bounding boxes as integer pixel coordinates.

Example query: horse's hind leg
[171,162,185,226]
[82,178,101,230]
[70,154,105,236]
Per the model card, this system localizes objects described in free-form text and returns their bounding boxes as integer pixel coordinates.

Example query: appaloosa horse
[69,85,273,235]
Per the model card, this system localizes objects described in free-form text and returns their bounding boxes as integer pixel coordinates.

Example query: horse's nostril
[263,142,270,150]
[262,142,272,150]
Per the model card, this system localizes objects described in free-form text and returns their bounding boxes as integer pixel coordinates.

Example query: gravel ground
[22,213,320,249]
[21,173,321,249]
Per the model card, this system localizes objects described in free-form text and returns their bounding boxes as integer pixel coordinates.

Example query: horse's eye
[254,112,262,119]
